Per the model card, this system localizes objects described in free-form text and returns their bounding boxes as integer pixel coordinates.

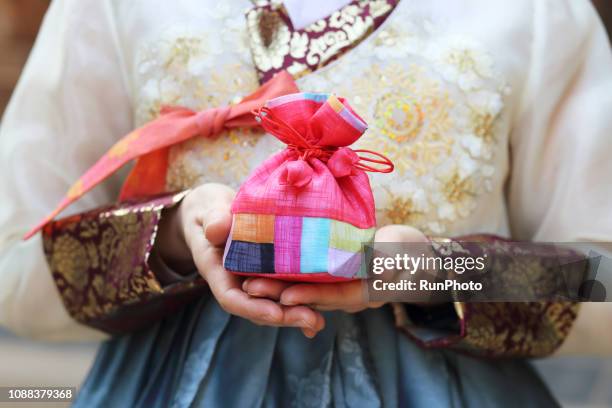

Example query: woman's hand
[245,225,429,314]
[156,183,325,336]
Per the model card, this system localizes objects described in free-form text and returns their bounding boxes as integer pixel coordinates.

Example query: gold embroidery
[369,0,392,18]
[246,1,393,80]
[135,27,265,189]
[299,21,508,233]
[306,6,372,67]
[135,2,508,236]
[247,9,291,71]
[382,187,424,226]
[166,126,267,191]
[392,237,580,359]
[470,110,496,142]
[50,234,90,291]
[393,300,578,357]
[374,91,425,143]
[459,302,579,357]
[347,63,456,177]
[441,171,476,205]
[45,208,164,323]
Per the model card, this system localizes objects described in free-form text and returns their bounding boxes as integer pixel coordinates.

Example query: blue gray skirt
[74,297,558,407]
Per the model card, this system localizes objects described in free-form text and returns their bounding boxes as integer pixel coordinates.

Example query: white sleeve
[507,0,612,355]
[0,0,132,341]
[507,0,612,242]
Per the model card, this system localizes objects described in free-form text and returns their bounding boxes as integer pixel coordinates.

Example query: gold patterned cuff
[392,235,583,358]
[452,301,579,358]
[42,190,207,334]
[394,301,580,358]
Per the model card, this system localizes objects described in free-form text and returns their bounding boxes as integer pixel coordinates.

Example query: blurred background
[0,1,611,407]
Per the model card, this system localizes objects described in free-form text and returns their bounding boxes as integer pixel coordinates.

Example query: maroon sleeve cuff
[394,301,579,358]
[42,191,208,335]
[393,234,581,358]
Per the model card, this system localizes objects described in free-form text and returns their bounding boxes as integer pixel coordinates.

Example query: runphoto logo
[371,253,487,275]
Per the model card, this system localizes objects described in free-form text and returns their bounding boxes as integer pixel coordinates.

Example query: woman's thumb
[204,209,233,246]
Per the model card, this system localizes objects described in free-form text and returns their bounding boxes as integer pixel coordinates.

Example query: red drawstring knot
[286,144,336,162]
[254,106,394,177]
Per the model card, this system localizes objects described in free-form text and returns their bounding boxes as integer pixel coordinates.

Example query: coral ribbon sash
[24,71,298,239]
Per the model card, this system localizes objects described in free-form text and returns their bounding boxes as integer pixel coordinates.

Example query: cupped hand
[156,183,324,337]
[246,224,428,314]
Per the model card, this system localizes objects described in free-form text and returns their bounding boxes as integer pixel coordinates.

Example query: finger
[281,305,325,332]
[249,305,325,333]
[374,224,429,243]
[187,185,234,246]
[207,262,281,321]
[203,210,233,246]
[280,281,364,308]
[243,278,294,300]
[217,278,287,324]
[193,244,286,325]
[183,208,232,252]
[185,184,234,219]
[301,328,317,338]
[299,309,327,338]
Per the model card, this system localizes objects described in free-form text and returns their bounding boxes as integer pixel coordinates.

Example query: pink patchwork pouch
[223,92,393,282]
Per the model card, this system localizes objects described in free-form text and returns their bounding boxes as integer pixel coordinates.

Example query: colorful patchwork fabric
[223,92,393,280]
[224,214,375,278]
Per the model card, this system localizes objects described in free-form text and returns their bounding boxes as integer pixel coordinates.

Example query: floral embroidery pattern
[458,301,579,357]
[394,300,579,358]
[298,8,510,234]
[134,19,270,190]
[134,2,509,235]
[42,192,201,332]
[246,0,398,83]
